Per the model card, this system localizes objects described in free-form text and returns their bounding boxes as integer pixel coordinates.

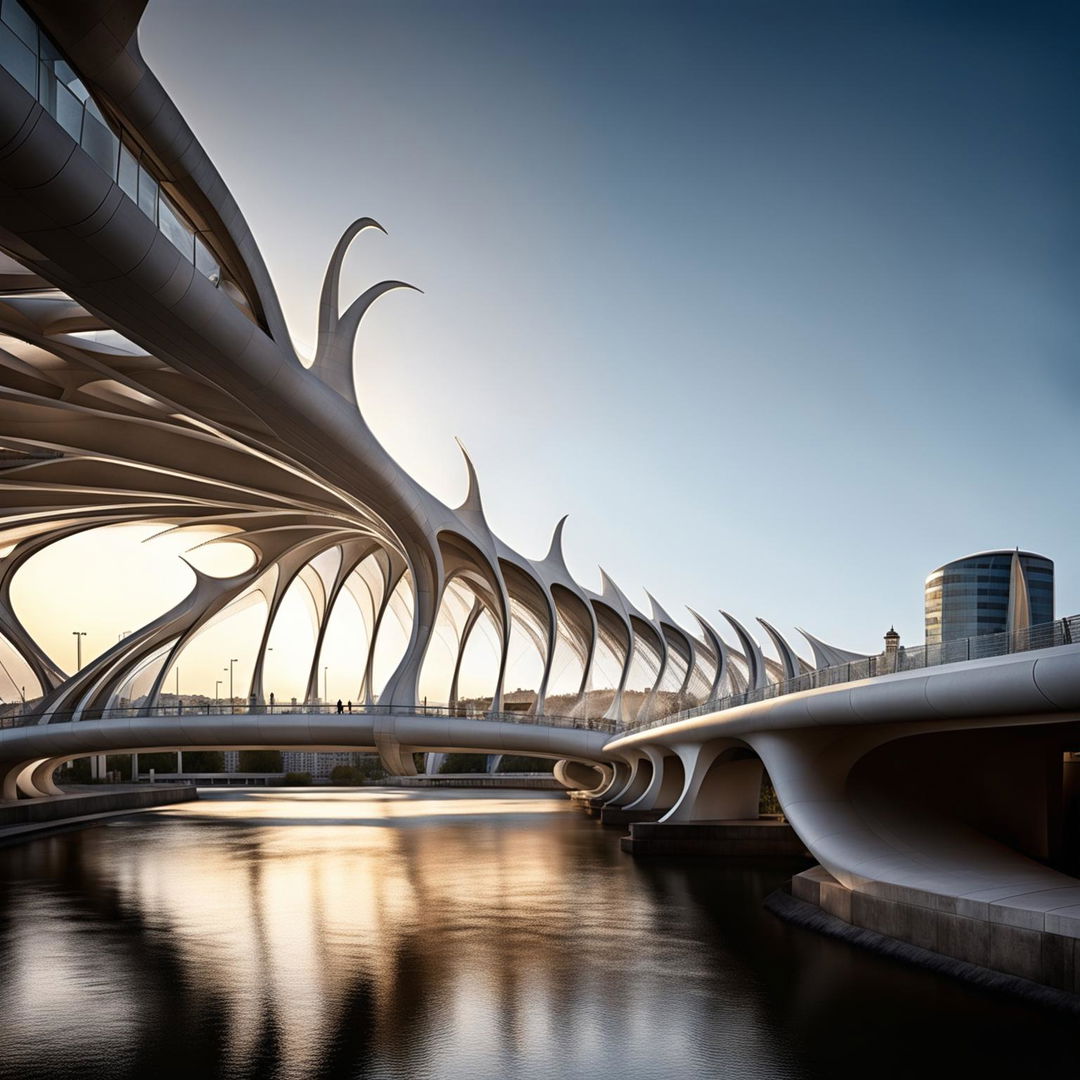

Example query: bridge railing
[625,614,1080,735]
[0,701,617,735]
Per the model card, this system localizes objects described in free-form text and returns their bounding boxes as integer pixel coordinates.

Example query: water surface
[0,788,1077,1079]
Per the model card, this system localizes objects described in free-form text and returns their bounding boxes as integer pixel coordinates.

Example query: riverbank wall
[779,865,1080,1004]
[0,784,198,845]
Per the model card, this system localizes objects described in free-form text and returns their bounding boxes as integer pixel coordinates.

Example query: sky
[14,0,1080,699]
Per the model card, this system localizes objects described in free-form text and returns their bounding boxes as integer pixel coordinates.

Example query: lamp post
[229,658,238,707]
[215,679,222,706]
[324,665,328,705]
[72,630,86,670]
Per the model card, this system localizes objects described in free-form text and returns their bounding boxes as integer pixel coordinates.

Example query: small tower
[884,626,900,659]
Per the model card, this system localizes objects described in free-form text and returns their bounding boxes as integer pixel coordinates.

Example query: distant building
[281,751,363,779]
[925,549,1053,645]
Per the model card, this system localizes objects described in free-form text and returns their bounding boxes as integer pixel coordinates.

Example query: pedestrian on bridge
[336,699,344,715]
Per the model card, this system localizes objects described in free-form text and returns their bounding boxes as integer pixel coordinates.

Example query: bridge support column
[554,760,606,791]
[30,758,64,796]
[1,761,25,801]
[625,747,684,813]
[2,759,53,800]
[605,751,652,807]
[375,733,419,777]
[15,759,50,799]
[661,741,762,823]
[590,759,630,802]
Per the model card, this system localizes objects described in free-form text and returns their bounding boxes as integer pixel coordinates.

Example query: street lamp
[324,665,328,705]
[215,679,222,706]
[229,658,238,706]
[72,630,86,670]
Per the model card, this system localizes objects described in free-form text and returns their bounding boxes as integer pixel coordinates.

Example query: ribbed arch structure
[0,0,863,745]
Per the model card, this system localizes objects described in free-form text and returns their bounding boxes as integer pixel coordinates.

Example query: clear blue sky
[141,0,1079,655]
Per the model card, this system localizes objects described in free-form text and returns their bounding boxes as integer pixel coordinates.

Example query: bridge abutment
[780,865,1080,1004]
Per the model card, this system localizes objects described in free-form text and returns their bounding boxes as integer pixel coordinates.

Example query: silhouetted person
[269,691,275,712]
[347,700,352,713]
[336,699,344,714]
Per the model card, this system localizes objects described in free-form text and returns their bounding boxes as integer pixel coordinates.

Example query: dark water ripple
[0,788,1078,1080]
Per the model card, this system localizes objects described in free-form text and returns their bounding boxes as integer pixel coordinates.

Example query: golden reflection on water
[4,788,1078,1080]
[1,788,773,1080]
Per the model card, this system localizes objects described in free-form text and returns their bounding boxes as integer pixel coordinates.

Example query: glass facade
[924,550,1053,645]
[0,0,221,285]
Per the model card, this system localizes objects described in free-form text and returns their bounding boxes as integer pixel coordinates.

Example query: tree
[182,751,225,773]
[499,755,553,773]
[439,753,487,773]
[354,755,386,781]
[330,765,361,784]
[239,750,282,772]
[138,752,179,774]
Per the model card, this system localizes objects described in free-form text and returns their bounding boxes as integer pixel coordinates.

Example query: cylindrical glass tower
[924,550,1053,645]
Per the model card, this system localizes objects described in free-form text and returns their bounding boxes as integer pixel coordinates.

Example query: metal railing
[2,618,1075,739]
[0,701,617,735]
[624,614,1080,736]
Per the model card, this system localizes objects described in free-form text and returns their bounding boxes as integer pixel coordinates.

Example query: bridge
[0,0,1077,1002]
[0,703,618,799]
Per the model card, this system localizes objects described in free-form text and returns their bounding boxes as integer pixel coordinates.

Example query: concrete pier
[620,818,809,857]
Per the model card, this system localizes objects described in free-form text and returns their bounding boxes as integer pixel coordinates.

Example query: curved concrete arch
[603,748,652,807]
[554,759,607,792]
[624,746,685,813]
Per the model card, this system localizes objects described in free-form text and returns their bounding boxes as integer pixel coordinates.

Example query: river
[0,788,1077,1079]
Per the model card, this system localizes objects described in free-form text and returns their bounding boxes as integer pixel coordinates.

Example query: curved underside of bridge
[606,647,1080,947]
[0,710,616,798]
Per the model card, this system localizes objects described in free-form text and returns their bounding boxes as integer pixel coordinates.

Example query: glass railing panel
[80,108,119,176]
[0,19,35,95]
[118,142,138,201]
[50,75,82,140]
[158,194,194,260]
[1,0,36,51]
[49,57,82,95]
[137,164,158,223]
[194,234,221,284]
